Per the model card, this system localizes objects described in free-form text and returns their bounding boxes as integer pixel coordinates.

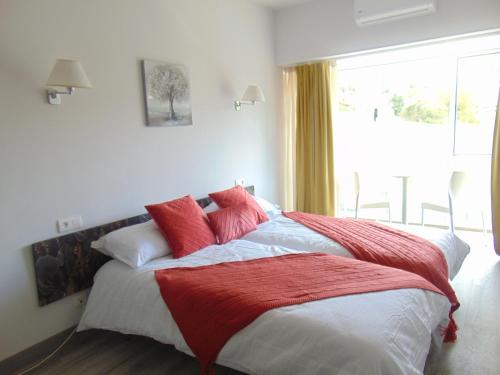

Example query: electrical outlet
[234,178,245,186]
[57,215,83,233]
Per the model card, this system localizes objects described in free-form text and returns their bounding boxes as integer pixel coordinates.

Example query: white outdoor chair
[421,171,487,233]
[354,171,392,222]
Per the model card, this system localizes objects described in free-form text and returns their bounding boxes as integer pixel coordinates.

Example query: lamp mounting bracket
[234,100,256,111]
[47,87,75,105]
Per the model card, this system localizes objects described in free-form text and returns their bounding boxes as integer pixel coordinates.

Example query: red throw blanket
[282,211,459,342]
[155,252,443,374]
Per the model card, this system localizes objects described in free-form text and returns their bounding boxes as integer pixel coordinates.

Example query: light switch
[235,178,245,186]
[57,215,83,233]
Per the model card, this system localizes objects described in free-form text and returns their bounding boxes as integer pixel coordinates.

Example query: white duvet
[79,240,451,375]
[243,214,471,280]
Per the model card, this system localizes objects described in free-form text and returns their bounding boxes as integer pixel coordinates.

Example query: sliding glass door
[334,41,500,231]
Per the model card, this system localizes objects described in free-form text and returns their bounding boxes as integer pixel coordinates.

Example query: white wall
[0,0,279,361]
[275,0,500,65]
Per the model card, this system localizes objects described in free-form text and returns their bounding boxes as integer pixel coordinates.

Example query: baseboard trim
[0,326,76,374]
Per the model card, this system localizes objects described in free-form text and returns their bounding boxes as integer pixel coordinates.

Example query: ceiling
[250,0,314,10]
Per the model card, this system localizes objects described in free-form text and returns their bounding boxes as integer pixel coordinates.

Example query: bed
[242,212,470,280]
[32,186,463,374]
[78,239,451,375]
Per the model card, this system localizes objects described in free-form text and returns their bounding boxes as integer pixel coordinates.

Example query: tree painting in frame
[142,60,192,126]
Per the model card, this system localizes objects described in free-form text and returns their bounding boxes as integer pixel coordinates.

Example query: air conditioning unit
[354,0,436,27]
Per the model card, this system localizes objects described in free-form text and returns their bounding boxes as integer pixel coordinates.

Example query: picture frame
[141,60,193,127]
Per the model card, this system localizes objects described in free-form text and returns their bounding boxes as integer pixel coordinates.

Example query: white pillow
[91,220,170,268]
[254,196,281,219]
[254,196,280,212]
[203,201,219,213]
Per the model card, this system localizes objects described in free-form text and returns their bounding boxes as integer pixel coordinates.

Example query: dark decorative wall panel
[31,186,255,306]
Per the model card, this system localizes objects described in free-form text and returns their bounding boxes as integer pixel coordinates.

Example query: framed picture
[141,60,192,127]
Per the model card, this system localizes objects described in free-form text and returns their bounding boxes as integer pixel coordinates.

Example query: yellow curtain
[295,61,335,216]
[492,89,500,255]
[282,68,297,211]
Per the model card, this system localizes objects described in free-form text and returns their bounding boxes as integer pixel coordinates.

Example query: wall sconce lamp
[46,59,92,104]
[234,85,266,111]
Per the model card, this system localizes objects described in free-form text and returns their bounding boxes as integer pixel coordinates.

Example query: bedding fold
[155,252,443,374]
[283,211,459,342]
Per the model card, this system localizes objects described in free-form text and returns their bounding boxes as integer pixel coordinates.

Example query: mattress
[78,240,450,375]
[242,214,470,280]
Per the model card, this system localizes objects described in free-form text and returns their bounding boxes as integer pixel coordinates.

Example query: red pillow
[207,204,258,244]
[209,186,269,224]
[145,195,216,258]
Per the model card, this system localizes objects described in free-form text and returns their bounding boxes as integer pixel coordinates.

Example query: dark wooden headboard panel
[32,186,255,306]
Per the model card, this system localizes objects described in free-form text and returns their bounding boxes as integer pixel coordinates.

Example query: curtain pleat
[282,68,297,211]
[492,89,500,255]
[295,62,335,216]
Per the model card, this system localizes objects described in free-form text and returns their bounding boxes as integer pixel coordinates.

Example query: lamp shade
[46,59,92,88]
[241,85,266,103]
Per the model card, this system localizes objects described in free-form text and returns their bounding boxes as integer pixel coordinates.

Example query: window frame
[335,47,500,158]
[452,49,500,156]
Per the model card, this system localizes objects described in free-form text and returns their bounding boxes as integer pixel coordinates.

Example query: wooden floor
[18,330,244,375]
[7,230,500,375]
[424,230,500,375]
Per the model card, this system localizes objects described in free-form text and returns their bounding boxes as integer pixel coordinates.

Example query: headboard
[31,186,255,306]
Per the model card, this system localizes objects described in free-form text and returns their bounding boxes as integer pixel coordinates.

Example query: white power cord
[15,328,77,375]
